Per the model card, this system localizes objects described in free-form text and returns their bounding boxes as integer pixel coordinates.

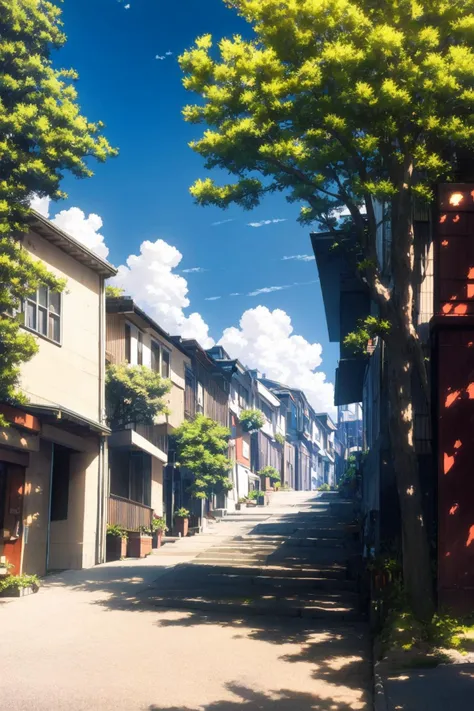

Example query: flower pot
[106,534,128,562]
[173,517,189,537]
[127,532,153,558]
[152,531,163,549]
[235,503,242,511]
[257,494,265,506]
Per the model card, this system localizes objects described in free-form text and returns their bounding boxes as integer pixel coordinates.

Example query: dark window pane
[49,291,60,315]
[110,450,130,499]
[124,324,131,363]
[162,349,170,378]
[49,314,60,342]
[137,331,143,365]
[151,341,160,372]
[51,445,70,521]
[38,286,48,307]
[26,301,36,330]
[38,306,47,335]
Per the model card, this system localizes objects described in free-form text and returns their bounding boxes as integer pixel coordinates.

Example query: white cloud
[28,196,109,260]
[282,254,313,262]
[124,3,130,8]
[219,306,335,414]
[247,280,318,297]
[110,239,214,348]
[205,296,221,301]
[165,51,173,56]
[182,267,207,274]
[30,194,51,218]
[51,207,109,260]
[156,55,166,60]
[329,204,367,218]
[212,218,234,227]
[247,218,287,228]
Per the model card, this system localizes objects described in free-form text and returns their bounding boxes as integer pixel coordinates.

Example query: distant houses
[0,212,351,579]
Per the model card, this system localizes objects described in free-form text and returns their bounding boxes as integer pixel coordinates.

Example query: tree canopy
[173,414,233,500]
[239,408,265,432]
[178,0,474,618]
[105,364,171,429]
[0,0,116,423]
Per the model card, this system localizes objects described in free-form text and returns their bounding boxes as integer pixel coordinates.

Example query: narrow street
[0,492,371,711]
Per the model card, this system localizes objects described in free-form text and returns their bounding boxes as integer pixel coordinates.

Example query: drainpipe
[45,441,55,572]
[96,275,107,564]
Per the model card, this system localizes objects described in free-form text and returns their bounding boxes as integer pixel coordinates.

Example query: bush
[318,483,331,491]
[239,409,265,432]
[258,465,280,482]
[151,516,168,533]
[0,574,40,592]
[274,433,285,446]
[247,489,259,500]
[106,524,128,538]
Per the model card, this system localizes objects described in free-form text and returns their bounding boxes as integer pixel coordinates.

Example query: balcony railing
[108,494,153,531]
[132,423,168,454]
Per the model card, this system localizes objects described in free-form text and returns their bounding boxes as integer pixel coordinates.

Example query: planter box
[106,534,128,562]
[173,517,189,537]
[0,585,38,598]
[257,495,266,506]
[127,532,152,558]
[235,503,242,511]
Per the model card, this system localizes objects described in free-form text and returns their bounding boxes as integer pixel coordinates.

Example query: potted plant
[239,409,265,433]
[0,574,40,598]
[127,526,153,558]
[173,508,190,537]
[246,490,258,507]
[235,497,247,511]
[0,559,13,578]
[106,524,128,561]
[151,516,168,549]
[257,490,266,506]
[258,465,281,491]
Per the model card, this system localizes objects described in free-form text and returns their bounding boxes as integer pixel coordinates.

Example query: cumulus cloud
[51,207,109,260]
[181,267,207,274]
[110,239,214,348]
[29,195,109,260]
[212,218,234,227]
[282,254,314,262]
[219,306,335,414]
[247,218,287,228]
[30,194,51,218]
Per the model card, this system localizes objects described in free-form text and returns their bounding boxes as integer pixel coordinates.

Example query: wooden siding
[106,314,125,365]
[195,362,229,427]
[108,494,153,531]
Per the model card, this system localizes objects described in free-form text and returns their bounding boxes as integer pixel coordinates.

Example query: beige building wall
[21,440,52,577]
[20,230,101,423]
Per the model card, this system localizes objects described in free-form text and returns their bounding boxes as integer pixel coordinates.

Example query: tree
[179,0,474,618]
[239,408,265,432]
[0,1,116,424]
[173,414,233,500]
[105,285,125,298]
[105,364,171,429]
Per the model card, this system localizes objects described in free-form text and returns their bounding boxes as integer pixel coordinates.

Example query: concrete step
[146,593,361,620]
[185,562,348,579]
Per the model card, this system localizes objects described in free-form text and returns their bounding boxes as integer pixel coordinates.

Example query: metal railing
[108,494,153,531]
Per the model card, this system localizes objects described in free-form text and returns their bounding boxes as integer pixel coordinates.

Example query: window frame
[150,338,172,378]
[124,323,132,363]
[24,286,62,345]
[137,330,143,366]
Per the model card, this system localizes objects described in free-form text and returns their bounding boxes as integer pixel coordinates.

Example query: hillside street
[0,492,371,711]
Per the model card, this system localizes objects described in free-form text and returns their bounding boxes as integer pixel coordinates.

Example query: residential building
[105,296,192,533]
[249,373,285,487]
[311,184,474,608]
[0,211,116,576]
[314,413,337,487]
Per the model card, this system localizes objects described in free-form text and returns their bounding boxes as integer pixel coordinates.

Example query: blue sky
[44,0,339,411]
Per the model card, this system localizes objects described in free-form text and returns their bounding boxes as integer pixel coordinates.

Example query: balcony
[109,422,168,463]
[108,494,153,531]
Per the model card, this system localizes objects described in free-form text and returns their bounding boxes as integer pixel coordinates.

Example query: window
[137,331,143,365]
[260,399,273,422]
[50,445,71,521]
[196,381,204,413]
[25,286,61,343]
[124,323,131,363]
[151,340,172,378]
[162,348,170,378]
[238,384,248,409]
[151,340,160,372]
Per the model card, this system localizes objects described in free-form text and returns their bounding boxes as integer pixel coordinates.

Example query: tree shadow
[148,681,369,711]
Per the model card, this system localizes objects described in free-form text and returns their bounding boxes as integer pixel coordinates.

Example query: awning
[335,359,368,406]
[23,404,111,436]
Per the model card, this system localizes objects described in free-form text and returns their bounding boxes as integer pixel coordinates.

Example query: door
[1,464,25,574]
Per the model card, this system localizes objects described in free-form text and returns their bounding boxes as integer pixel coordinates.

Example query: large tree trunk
[387,339,435,620]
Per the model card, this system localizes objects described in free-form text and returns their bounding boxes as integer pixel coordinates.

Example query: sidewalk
[376,663,474,711]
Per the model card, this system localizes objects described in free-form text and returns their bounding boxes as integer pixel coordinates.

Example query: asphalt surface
[0,492,371,711]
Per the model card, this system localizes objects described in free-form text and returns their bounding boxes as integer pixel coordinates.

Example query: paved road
[0,492,371,711]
